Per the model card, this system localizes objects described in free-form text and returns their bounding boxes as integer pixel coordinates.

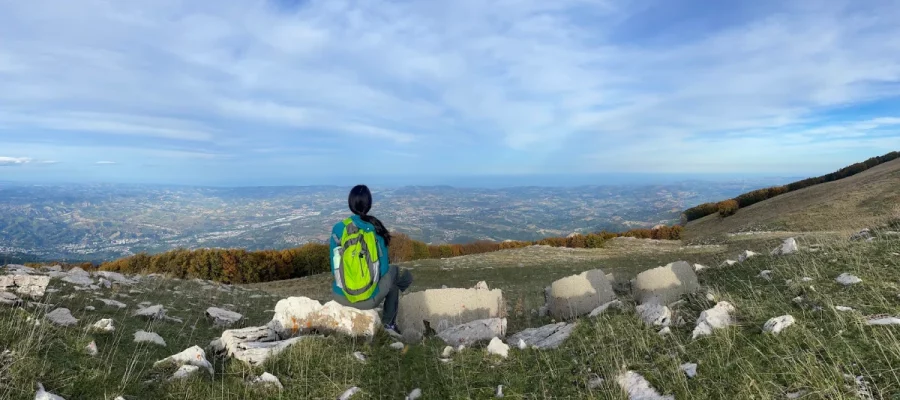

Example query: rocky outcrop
[547,269,615,320]
[270,298,380,339]
[206,307,243,326]
[397,288,505,342]
[507,322,576,349]
[632,261,699,305]
[218,325,313,365]
[0,275,50,298]
[436,318,507,346]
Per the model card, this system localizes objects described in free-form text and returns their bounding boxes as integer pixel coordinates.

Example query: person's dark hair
[348,184,391,246]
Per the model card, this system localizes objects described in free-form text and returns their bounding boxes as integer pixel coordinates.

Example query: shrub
[717,200,739,217]
[683,202,719,222]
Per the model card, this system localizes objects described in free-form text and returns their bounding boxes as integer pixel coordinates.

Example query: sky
[0,0,899,186]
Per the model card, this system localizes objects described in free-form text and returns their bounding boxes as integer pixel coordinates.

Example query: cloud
[0,156,32,166]
[95,161,117,165]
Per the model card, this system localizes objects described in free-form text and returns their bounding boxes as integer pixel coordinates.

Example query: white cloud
[0,156,32,166]
[95,161,117,165]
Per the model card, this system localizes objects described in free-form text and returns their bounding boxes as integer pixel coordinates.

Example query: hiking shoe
[383,323,403,339]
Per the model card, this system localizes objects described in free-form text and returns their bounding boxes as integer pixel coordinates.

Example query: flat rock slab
[507,322,576,349]
[548,269,615,320]
[436,318,507,347]
[398,288,505,341]
[206,307,243,326]
[46,308,78,326]
[134,330,167,346]
[134,305,166,319]
[62,275,94,286]
[219,324,314,365]
[632,261,699,305]
[93,271,136,284]
[0,275,50,298]
[270,297,380,339]
[836,273,862,286]
[96,298,127,308]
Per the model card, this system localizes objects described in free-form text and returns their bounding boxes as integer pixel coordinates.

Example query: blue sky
[1,0,899,186]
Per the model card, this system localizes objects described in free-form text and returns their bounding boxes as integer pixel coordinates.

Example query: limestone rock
[437,318,507,346]
[389,342,405,350]
[94,271,136,285]
[46,308,78,326]
[91,318,115,332]
[339,387,361,400]
[486,337,509,358]
[835,306,854,312]
[692,264,708,272]
[206,307,243,326]
[270,297,380,340]
[96,298,126,309]
[398,288,505,341]
[474,281,489,290]
[5,264,36,275]
[405,388,422,400]
[85,341,98,356]
[1,291,21,306]
[692,301,735,339]
[507,322,576,349]
[134,330,167,346]
[171,365,200,380]
[441,346,454,358]
[1,275,50,299]
[681,363,697,378]
[632,261,698,305]
[771,238,799,255]
[133,304,166,320]
[84,306,95,311]
[738,250,759,262]
[763,315,795,335]
[836,273,862,286]
[252,372,283,390]
[35,383,66,400]
[636,302,671,327]
[153,345,213,375]
[721,260,737,267]
[67,267,90,277]
[616,371,674,400]
[219,325,311,365]
[98,278,112,289]
[758,270,773,281]
[657,327,671,336]
[850,229,872,241]
[866,315,900,326]
[588,299,623,317]
[548,269,615,320]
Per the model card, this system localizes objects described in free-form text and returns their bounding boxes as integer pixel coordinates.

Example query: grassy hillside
[684,158,900,241]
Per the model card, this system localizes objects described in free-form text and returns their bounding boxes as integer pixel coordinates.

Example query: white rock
[770,238,799,255]
[134,330,167,346]
[89,318,115,333]
[680,363,697,378]
[866,316,900,326]
[389,342,405,350]
[507,322,576,349]
[763,315,795,334]
[84,306,95,311]
[496,385,504,398]
[616,371,674,400]
[474,281,489,290]
[0,291,21,306]
[153,345,213,375]
[636,302,671,327]
[441,346,454,358]
[721,259,737,267]
[786,390,808,399]
[138,301,152,308]
[437,318,507,346]
[252,372,283,390]
[5,264,37,274]
[693,264,708,272]
[836,273,862,286]
[487,337,510,358]
[850,229,872,241]
[133,304,166,320]
[46,308,78,326]
[353,351,367,362]
[96,298,126,308]
[547,269,616,319]
[62,274,94,286]
[171,365,200,380]
[338,387,361,400]
[405,388,422,400]
[94,271,136,285]
[587,374,604,389]
[692,302,736,339]
[98,278,112,289]
[835,306,854,312]
[800,277,814,282]
[206,307,243,326]
[589,299,623,317]
[758,270,773,281]
[270,297,380,339]
[86,341,98,356]
[657,327,671,336]
[737,250,759,262]
[0,275,50,298]
[35,383,66,400]
[705,292,717,302]
[219,325,311,365]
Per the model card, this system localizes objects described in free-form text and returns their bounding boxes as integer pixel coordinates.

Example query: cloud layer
[1,0,898,184]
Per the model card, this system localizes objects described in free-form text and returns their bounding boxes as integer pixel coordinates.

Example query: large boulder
[436,318,507,346]
[270,297,380,339]
[547,269,615,320]
[397,288,505,341]
[632,261,699,305]
[507,322,576,349]
[0,275,50,298]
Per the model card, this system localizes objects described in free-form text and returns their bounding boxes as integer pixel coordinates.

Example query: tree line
[98,225,683,284]
[682,151,900,222]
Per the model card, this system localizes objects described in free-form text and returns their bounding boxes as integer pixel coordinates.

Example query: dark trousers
[333,266,413,326]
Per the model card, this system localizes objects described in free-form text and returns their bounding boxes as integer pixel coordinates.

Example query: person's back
[330,184,412,335]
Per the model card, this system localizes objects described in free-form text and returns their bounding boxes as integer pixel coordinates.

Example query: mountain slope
[684,157,900,241]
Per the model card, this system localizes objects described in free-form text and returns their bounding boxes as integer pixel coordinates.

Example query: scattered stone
[84,305,95,311]
[206,307,243,326]
[171,365,200,380]
[636,302,671,327]
[91,318,115,332]
[353,351,367,363]
[865,315,900,326]
[0,291,21,306]
[496,384,504,398]
[763,315,796,334]
[738,250,759,262]
[134,330,167,346]
[441,346,454,358]
[589,299,623,317]
[693,263,708,272]
[836,273,862,286]
[62,273,94,286]
[474,281,489,290]
[218,325,312,365]
[680,363,697,378]
[389,342,405,350]
[487,337,510,358]
[138,301,152,308]
[405,388,422,400]
[800,277,814,282]
[98,278,112,289]
[437,318,507,346]
[252,372,283,390]
[758,270,773,281]
[153,345,213,375]
[786,390,808,399]
[398,288,505,341]
[616,371,674,400]
[86,341,98,356]
[270,297,380,340]
[94,271,136,285]
[507,322,576,349]
[835,306,854,312]
[771,238,799,255]
[721,260,737,267]
[97,298,126,309]
[338,387,361,400]
[133,304,166,320]
[46,308,78,326]
[632,261,699,305]
[692,302,736,339]
[658,327,672,336]
[850,229,872,241]
[35,383,66,400]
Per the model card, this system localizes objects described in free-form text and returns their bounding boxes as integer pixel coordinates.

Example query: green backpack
[337,217,381,303]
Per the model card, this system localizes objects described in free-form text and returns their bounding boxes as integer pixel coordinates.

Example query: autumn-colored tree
[717,200,739,217]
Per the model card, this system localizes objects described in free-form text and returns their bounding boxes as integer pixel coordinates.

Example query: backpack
[336,217,381,303]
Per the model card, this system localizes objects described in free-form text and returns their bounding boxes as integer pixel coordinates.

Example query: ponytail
[358,214,392,246]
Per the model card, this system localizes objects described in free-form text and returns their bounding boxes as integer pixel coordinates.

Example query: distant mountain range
[0,178,791,262]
